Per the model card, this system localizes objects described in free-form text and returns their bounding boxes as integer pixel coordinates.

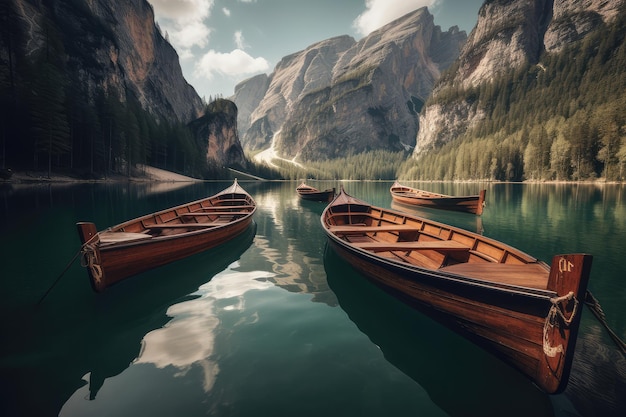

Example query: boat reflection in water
[14,224,256,417]
[324,246,554,417]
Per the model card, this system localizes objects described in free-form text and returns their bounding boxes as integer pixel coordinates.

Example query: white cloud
[234,31,247,49]
[194,49,270,80]
[150,0,213,23]
[353,0,439,36]
[222,7,231,17]
[150,0,214,53]
[169,20,212,51]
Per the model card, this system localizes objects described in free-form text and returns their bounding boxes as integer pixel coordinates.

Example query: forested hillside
[0,0,211,179]
[261,150,406,181]
[400,9,626,182]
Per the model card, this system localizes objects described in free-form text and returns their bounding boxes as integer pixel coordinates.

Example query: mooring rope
[584,291,626,355]
[80,242,103,285]
[36,233,99,306]
[542,292,576,357]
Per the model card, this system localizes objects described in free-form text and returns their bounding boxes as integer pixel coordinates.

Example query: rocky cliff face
[234,35,356,153]
[232,73,271,136]
[233,8,466,161]
[188,99,247,169]
[414,0,625,155]
[8,0,203,123]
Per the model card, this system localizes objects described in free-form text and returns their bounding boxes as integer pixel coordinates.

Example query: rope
[81,242,103,286]
[584,291,626,355]
[36,233,99,306]
[542,292,576,357]
[543,307,564,357]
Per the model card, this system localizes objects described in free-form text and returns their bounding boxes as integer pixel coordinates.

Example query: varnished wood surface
[77,180,256,292]
[321,188,592,394]
[440,263,549,289]
[352,240,469,252]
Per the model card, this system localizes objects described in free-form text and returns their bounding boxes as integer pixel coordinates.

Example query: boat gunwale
[321,192,556,299]
[98,213,255,249]
[324,230,556,300]
[97,181,256,248]
[325,204,539,262]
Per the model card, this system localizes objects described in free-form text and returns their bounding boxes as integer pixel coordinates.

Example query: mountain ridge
[232,7,466,162]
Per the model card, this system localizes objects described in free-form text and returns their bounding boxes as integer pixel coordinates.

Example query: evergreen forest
[261,150,407,181]
[0,1,214,180]
[399,10,626,182]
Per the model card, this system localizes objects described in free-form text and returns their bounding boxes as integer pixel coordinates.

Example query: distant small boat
[77,179,256,292]
[296,182,335,202]
[390,181,486,215]
[322,187,592,394]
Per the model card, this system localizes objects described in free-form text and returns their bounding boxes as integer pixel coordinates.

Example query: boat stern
[540,253,593,393]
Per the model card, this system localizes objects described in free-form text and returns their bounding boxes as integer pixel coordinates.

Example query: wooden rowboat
[77,179,256,292]
[296,182,336,202]
[321,187,592,394]
[390,181,486,215]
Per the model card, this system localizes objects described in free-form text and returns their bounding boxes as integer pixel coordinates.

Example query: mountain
[411,0,626,181]
[188,99,247,170]
[2,0,203,123]
[232,7,466,162]
[0,0,243,178]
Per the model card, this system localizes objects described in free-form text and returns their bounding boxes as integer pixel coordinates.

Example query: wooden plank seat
[180,211,250,216]
[329,224,420,234]
[211,198,250,204]
[353,240,469,252]
[200,205,255,211]
[439,262,549,289]
[144,223,219,229]
[99,232,152,244]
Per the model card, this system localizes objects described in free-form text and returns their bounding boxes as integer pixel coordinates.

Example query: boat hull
[77,180,256,292]
[321,188,591,394]
[296,183,335,202]
[390,183,486,215]
[92,219,253,291]
[298,191,335,202]
[327,237,589,394]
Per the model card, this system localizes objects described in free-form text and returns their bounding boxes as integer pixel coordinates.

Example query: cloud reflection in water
[134,261,275,392]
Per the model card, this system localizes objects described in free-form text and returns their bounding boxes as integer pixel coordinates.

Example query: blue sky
[149,0,484,101]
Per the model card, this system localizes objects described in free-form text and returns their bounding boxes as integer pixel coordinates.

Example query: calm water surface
[0,181,624,417]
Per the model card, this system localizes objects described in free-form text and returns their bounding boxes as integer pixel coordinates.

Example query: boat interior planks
[76,179,256,292]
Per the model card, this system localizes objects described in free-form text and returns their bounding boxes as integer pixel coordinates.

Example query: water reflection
[324,245,555,417]
[0,222,254,416]
[564,318,626,416]
[135,263,275,393]
[250,186,336,305]
[2,181,625,417]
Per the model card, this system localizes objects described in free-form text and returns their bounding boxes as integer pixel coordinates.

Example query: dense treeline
[0,1,213,179]
[400,10,626,181]
[268,150,407,180]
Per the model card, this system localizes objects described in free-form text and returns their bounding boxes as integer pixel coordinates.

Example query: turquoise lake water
[0,180,624,417]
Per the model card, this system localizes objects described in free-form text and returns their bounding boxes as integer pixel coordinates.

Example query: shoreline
[1,165,200,184]
[1,168,623,185]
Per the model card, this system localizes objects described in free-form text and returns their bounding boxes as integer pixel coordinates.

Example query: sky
[148,0,484,101]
